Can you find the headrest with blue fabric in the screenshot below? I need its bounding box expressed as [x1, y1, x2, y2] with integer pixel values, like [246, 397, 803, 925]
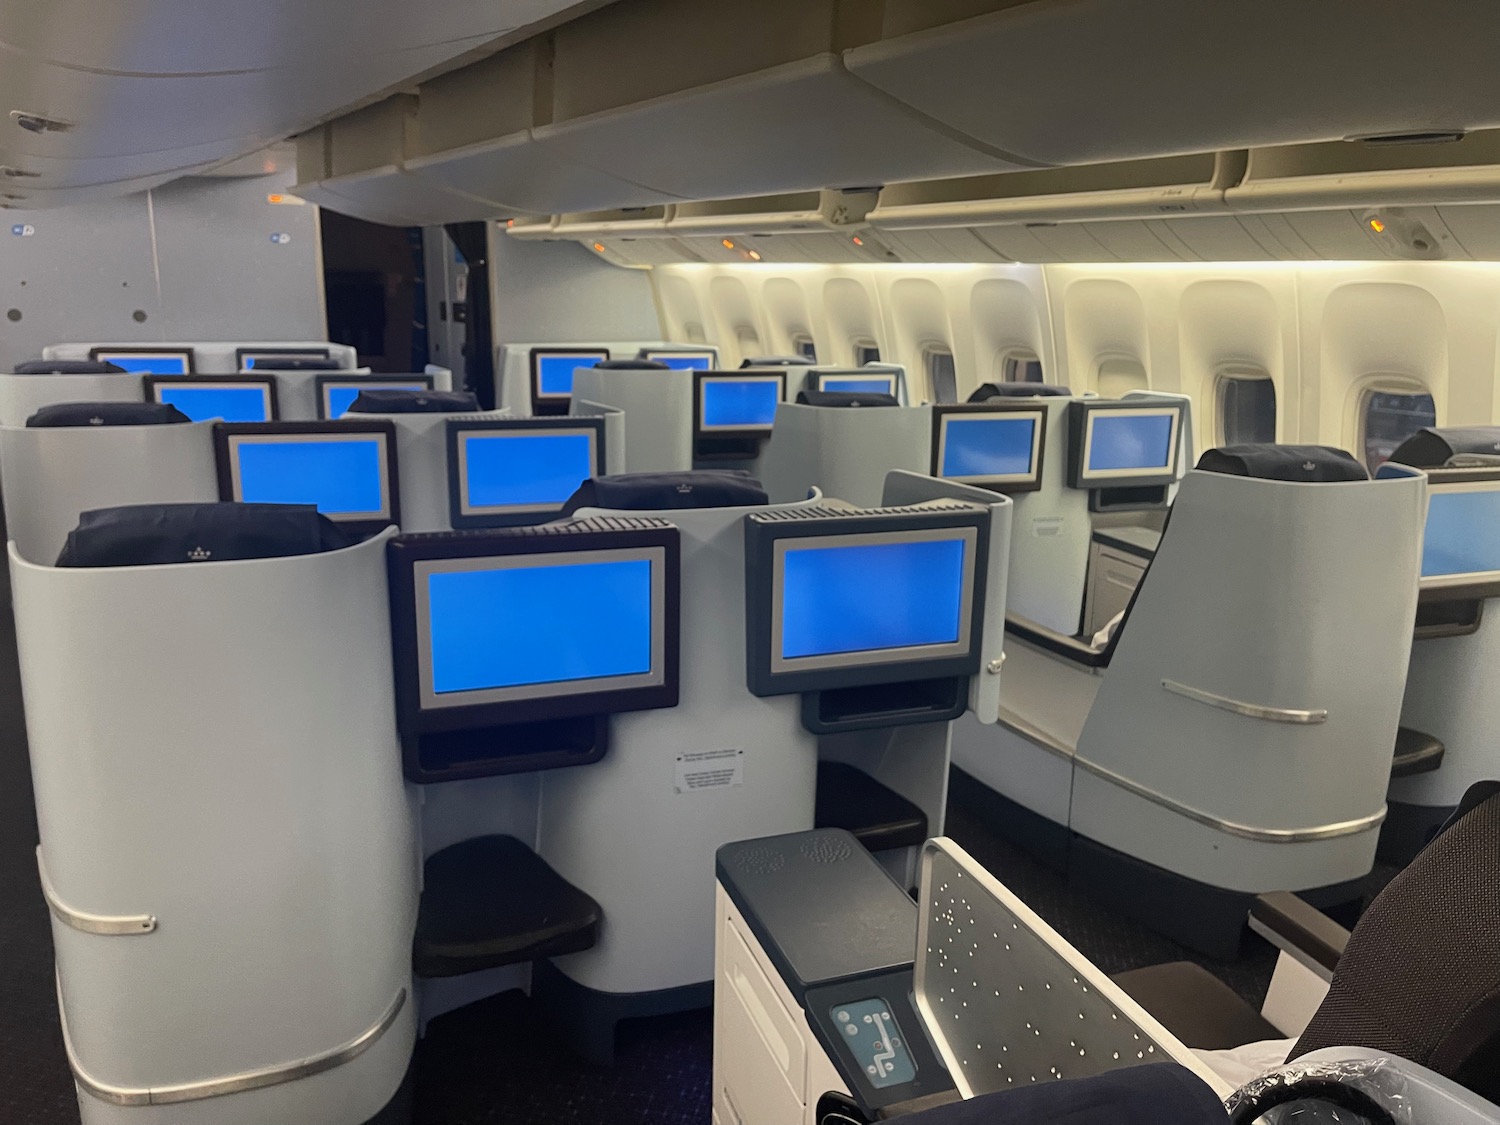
[1388, 426, 1500, 469]
[14, 359, 129, 375]
[55, 503, 357, 568]
[966, 381, 1073, 402]
[246, 357, 341, 372]
[593, 359, 669, 371]
[345, 389, 479, 414]
[26, 401, 191, 428]
[740, 356, 816, 368]
[1196, 444, 1369, 482]
[561, 470, 768, 515]
[795, 389, 900, 408]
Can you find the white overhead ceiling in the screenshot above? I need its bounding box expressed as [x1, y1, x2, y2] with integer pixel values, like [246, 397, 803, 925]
[0, 0, 588, 205]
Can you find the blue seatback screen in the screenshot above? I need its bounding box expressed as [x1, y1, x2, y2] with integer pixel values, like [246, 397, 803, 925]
[781, 538, 967, 658]
[326, 382, 427, 419]
[822, 376, 896, 396]
[236, 439, 385, 515]
[156, 385, 269, 423]
[1423, 488, 1500, 577]
[100, 354, 189, 374]
[1088, 413, 1175, 472]
[702, 380, 780, 428]
[427, 559, 653, 693]
[941, 416, 1036, 478]
[651, 354, 713, 370]
[537, 354, 607, 396]
[464, 432, 596, 509]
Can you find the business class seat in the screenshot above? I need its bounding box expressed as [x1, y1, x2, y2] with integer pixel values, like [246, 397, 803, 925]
[1115, 781, 1500, 1102]
[19, 503, 416, 1125]
[967, 381, 1073, 401]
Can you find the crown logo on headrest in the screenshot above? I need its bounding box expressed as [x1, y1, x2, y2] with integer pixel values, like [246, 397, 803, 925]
[676, 484, 693, 494]
[1303, 462, 1316, 472]
[88, 416, 104, 425]
[188, 546, 211, 562]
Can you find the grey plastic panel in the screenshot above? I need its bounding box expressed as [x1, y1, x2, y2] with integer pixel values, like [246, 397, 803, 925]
[915, 838, 1229, 1099]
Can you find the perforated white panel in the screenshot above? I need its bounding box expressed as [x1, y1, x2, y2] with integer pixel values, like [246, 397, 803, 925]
[914, 838, 1229, 1099]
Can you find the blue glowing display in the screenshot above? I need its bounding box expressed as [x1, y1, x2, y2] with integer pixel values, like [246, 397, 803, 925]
[821, 376, 896, 396]
[99, 354, 189, 374]
[537, 354, 605, 397]
[702, 380, 781, 428]
[427, 559, 654, 693]
[781, 537, 966, 659]
[1423, 488, 1500, 577]
[155, 384, 271, 423]
[650, 354, 713, 370]
[941, 416, 1036, 478]
[235, 438, 386, 515]
[1088, 413, 1175, 472]
[463, 431, 596, 510]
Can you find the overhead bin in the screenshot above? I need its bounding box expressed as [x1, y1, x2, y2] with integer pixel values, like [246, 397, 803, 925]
[668, 191, 885, 264]
[845, 0, 1500, 167]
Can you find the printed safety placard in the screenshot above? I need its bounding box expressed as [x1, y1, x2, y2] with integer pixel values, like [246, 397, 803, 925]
[674, 748, 744, 794]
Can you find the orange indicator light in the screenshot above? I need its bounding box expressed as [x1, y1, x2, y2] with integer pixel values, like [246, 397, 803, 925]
[1369, 217, 1387, 234]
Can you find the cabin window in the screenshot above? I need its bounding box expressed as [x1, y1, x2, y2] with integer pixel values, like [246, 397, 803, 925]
[855, 342, 882, 366]
[794, 335, 818, 362]
[1361, 386, 1436, 473]
[1097, 357, 1147, 399]
[925, 347, 959, 404]
[1003, 354, 1045, 383]
[1216, 371, 1277, 445]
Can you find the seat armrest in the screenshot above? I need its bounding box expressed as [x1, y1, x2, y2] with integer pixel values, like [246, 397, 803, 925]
[1249, 891, 1349, 976]
[1005, 614, 1110, 669]
[876, 1090, 964, 1118]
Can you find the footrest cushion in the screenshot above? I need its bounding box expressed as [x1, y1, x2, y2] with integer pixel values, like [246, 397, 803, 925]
[815, 762, 928, 853]
[415, 835, 601, 978]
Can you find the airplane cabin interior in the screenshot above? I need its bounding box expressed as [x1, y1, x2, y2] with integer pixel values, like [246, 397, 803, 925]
[1, 2, 1499, 1124]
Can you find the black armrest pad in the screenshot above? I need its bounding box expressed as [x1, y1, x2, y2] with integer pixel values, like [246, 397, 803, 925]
[1392, 726, 1445, 778]
[1250, 891, 1349, 974]
[877, 1090, 964, 1118]
[1005, 614, 1110, 669]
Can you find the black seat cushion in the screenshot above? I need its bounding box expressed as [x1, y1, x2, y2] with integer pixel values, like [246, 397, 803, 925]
[815, 761, 927, 853]
[1113, 962, 1281, 1051]
[14, 359, 127, 375]
[1389, 426, 1500, 469]
[26, 401, 190, 428]
[562, 470, 767, 514]
[247, 357, 341, 371]
[346, 389, 478, 413]
[739, 355, 815, 368]
[1196, 445, 1368, 482]
[414, 835, 601, 978]
[594, 359, 668, 370]
[795, 389, 899, 408]
[55, 503, 357, 567]
[967, 381, 1072, 401]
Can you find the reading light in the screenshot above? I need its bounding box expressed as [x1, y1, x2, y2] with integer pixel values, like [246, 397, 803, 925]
[748, 250, 763, 261]
[593, 242, 606, 253]
[722, 239, 736, 250]
[851, 235, 864, 246]
[1368, 217, 1387, 234]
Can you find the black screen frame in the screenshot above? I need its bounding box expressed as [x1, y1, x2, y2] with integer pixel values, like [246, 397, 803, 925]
[386, 523, 681, 738]
[143, 375, 281, 422]
[693, 370, 788, 439]
[87, 346, 197, 374]
[212, 419, 400, 536]
[1066, 399, 1185, 490]
[445, 416, 608, 529]
[928, 402, 1047, 494]
[744, 506, 990, 697]
[529, 347, 611, 415]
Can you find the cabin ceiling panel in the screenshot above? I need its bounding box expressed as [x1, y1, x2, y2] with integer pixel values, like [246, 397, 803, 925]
[845, 0, 1500, 166]
[0, 0, 590, 205]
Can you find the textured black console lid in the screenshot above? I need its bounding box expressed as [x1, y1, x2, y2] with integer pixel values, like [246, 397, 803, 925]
[717, 828, 917, 1001]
